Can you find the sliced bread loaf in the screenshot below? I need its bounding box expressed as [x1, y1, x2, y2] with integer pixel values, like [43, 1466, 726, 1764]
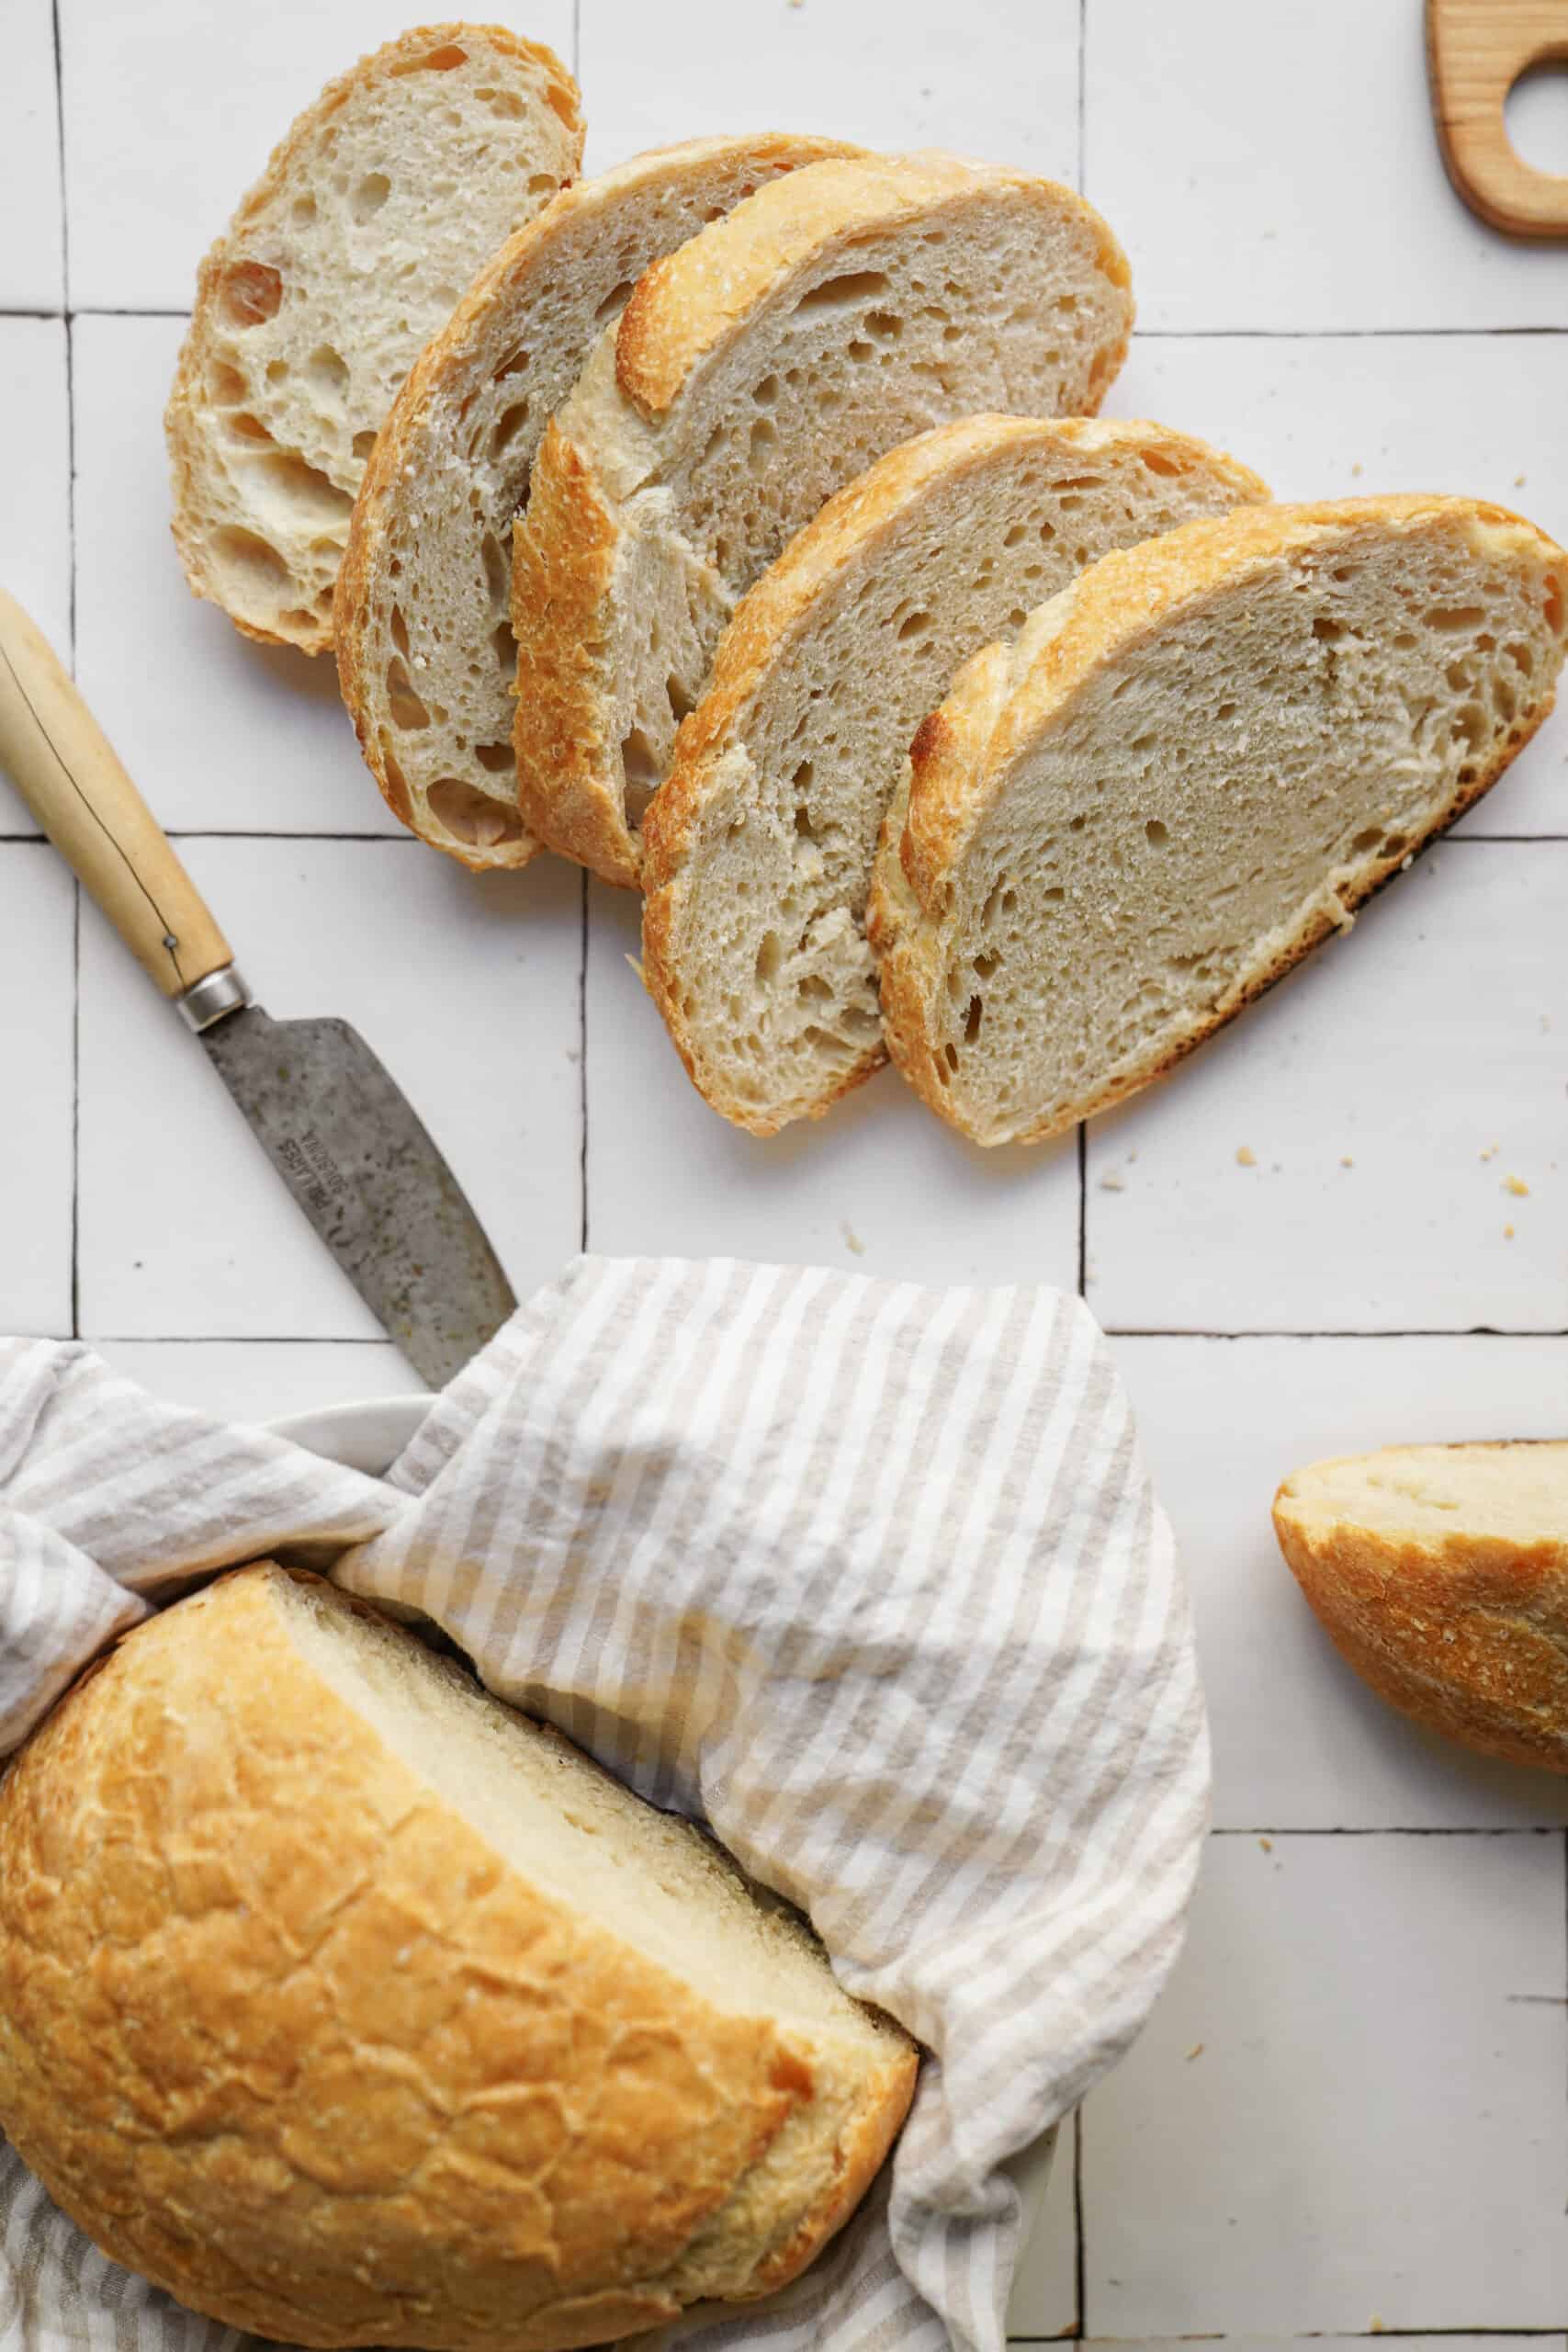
[641, 416, 1268, 1133]
[511, 152, 1134, 888]
[0, 1564, 917, 2350]
[870, 495, 1568, 1146]
[1274, 1441, 1568, 1772]
[336, 134, 855, 869]
[166, 25, 582, 656]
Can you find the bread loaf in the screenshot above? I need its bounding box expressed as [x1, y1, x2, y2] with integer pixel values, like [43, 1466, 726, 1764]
[641, 415, 1268, 1133]
[166, 25, 583, 655]
[511, 152, 1134, 888]
[0, 1565, 917, 2350]
[870, 495, 1568, 1145]
[1273, 1441, 1568, 1773]
[335, 133, 857, 868]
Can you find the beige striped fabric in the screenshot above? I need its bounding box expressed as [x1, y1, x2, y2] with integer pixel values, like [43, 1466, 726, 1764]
[0, 1257, 1208, 2352]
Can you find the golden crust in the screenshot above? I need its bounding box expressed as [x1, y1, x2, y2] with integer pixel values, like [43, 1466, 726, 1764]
[512, 420, 639, 885]
[874, 495, 1568, 1143]
[1273, 1443, 1568, 1772]
[643, 416, 1268, 1133]
[0, 1566, 917, 2349]
[167, 24, 583, 658]
[334, 135, 857, 865]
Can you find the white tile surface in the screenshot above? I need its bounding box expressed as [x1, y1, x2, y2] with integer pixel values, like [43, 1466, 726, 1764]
[1086, 842, 1567, 1334]
[1083, 1832, 1568, 2333]
[1008, 2113, 1077, 2337]
[0, 318, 73, 836]
[1085, 0, 1564, 331]
[0, 846, 75, 1336]
[579, 0, 1079, 180]
[0, 1, 63, 310]
[77, 840, 581, 1343]
[94, 1337, 427, 1422]
[1117, 1334, 1568, 1829]
[71, 315, 401, 835]
[1106, 332, 1568, 837]
[60, 0, 576, 311]
[585, 885, 1079, 1285]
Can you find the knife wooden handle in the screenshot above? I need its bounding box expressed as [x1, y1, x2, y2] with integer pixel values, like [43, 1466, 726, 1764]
[0, 589, 232, 999]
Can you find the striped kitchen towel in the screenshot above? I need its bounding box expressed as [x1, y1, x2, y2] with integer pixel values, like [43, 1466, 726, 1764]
[0, 1257, 1209, 2352]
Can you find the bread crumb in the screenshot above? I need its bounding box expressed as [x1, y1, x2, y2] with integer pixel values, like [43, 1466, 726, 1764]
[1259, 1836, 1273, 1851]
[1235, 1145, 1257, 1167]
[1099, 1172, 1125, 1192]
[1350, 461, 1363, 478]
[1515, 472, 1528, 488]
[1339, 1156, 1354, 1169]
[1504, 1223, 1516, 1239]
[1504, 1175, 1530, 1196]
[1370, 2317, 1385, 2335]
[625, 954, 647, 987]
[1480, 1144, 1498, 1161]
[1184, 2042, 1204, 2062]
[840, 1221, 864, 1256]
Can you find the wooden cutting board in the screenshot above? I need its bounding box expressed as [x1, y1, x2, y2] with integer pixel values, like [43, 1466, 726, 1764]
[1427, 0, 1568, 235]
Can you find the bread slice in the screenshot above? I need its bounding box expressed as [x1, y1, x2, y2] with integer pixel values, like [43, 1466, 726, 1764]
[641, 416, 1269, 1133]
[166, 25, 582, 657]
[1273, 1442, 1568, 1773]
[870, 494, 1568, 1147]
[335, 135, 855, 870]
[0, 1565, 916, 2351]
[511, 151, 1134, 888]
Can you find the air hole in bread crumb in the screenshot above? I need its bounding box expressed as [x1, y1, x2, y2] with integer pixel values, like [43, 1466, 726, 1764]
[429, 777, 525, 846]
[492, 344, 531, 383]
[749, 415, 778, 469]
[752, 373, 780, 406]
[756, 933, 783, 983]
[249, 450, 352, 527]
[1145, 819, 1169, 848]
[796, 268, 891, 314]
[1425, 603, 1487, 634]
[964, 996, 984, 1042]
[220, 262, 282, 328]
[846, 338, 874, 363]
[475, 741, 515, 774]
[491, 400, 531, 457]
[208, 526, 289, 605]
[353, 429, 377, 460]
[389, 605, 411, 657]
[226, 411, 273, 444]
[1002, 523, 1028, 548]
[207, 360, 246, 404]
[667, 674, 695, 725]
[492, 621, 516, 675]
[544, 81, 577, 126]
[352, 172, 391, 224]
[276, 607, 316, 635]
[307, 345, 348, 403]
[1140, 447, 1185, 477]
[1349, 826, 1383, 855]
[864, 309, 903, 341]
[265, 357, 289, 383]
[1451, 703, 1486, 752]
[1312, 616, 1346, 643]
[942, 1044, 958, 1075]
[393, 42, 468, 73]
[387, 659, 430, 731]
[594, 278, 637, 324]
[622, 729, 661, 822]
[479, 533, 509, 611]
[897, 609, 931, 642]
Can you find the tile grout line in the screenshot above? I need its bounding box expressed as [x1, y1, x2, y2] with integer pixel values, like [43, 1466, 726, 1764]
[61, 1327, 1568, 1347]
[1076, 1125, 1088, 1299]
[1076, 0, 1087, 198]
[1072, 2103, 1086, 2340]
[578, 872, 589, 1254]
[51, 0, 81, 1338]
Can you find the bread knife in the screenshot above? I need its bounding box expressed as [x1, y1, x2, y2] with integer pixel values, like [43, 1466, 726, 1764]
[0, 591, 515, 1385]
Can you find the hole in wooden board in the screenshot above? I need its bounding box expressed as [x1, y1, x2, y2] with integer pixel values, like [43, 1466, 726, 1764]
[1505, 61, 1568, 176]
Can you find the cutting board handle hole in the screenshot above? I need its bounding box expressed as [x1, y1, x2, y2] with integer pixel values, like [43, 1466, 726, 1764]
[1505, 59, 1568, 177]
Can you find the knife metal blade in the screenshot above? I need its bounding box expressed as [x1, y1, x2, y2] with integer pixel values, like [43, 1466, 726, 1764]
[200, 1001, 516, 1389]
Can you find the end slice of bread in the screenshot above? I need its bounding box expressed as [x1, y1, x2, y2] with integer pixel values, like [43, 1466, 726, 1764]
[0, 1564, 917, 2350]
[166, 24, 583, 657]
[511, 151, 1134, 888]
[1274, 1441, 1568, 1772]
[641, 415, 1268, 1133]
[870, 494, 1568, 1146]
[334, 134, 857, 869]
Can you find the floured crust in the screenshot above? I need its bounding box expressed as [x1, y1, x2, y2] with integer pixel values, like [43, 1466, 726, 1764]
[871, 495, 1568, 1143]
[0, 1565, 917, 2349]
[167, 24, 581, 656]
[512, 153, 1136, 889]
[335, 133, 858, 870]
[1273, 1442, 1568, 1772]
[642, 416, 1269, 1132]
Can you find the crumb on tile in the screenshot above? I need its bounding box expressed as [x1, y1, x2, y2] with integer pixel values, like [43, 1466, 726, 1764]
[1099, 1172, 1125, 1192]
[1184, 2042, 1204, 2062]
[1339, 1156, 1353, 1169]
[1504, 1175, 1530, 1196]
[840, 1221, 864, 1255]
[625, 954, 647, 987]
[1350, 461, 1362, 477]
[1515, 472, 1528, 488]
[1505, 1223, 1516, 1240]
[1480, 1144, 1498, 1161]
[1235, 1145, 1257, 1167]
[1259, 1836, 1273, 1851]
